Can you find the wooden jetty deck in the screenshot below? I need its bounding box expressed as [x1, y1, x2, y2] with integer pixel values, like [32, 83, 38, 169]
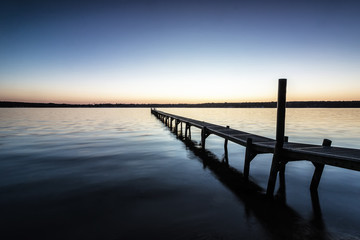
[151, 79, 360, 197]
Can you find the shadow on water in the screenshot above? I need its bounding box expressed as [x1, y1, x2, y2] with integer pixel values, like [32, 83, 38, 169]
[170, 130, 331, 240]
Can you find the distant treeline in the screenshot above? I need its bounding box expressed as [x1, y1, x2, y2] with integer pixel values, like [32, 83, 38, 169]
[1, 101, 360, 108]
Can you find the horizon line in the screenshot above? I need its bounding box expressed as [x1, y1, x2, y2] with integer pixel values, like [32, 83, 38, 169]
[1, 100, 360, 108]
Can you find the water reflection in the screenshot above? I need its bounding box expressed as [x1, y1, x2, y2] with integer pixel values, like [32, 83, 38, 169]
[167, 129, 331, 239]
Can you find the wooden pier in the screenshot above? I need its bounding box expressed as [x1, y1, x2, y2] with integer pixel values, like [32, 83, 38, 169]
[151, 79, 360, 196]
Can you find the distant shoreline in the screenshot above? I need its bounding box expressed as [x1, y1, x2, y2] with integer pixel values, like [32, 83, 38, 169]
[1, 101, 360, 108]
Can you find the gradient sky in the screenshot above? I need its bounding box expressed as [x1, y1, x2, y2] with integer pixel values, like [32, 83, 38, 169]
[1, 0, 359, 104]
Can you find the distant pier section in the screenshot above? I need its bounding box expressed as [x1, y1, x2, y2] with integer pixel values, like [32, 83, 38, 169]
[151, 79, 360, 197]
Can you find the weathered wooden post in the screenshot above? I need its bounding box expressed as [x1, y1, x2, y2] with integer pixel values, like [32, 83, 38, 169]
[266, 78, 287, 197]
[310, 139, 332, 191]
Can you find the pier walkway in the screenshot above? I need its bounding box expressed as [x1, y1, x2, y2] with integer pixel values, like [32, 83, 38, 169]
[151, 79, 360, 196]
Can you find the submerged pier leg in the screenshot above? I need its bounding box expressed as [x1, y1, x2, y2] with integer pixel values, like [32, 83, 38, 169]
[278, 137, 289, 194]
[310, 139, 332, 191]
[244, 138, 257, 180]
[223, 126, 229, 163]
[201, 126, 210, 149]
[267, 148, 282, 197]
[185, 123, 191, 140]
[188, 124, 191, 139]
[174, 119, 178, 134]
[266, 78, 287, 197]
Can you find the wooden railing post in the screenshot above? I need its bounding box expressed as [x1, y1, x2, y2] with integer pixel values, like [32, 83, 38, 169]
[266, 78, 287, 197]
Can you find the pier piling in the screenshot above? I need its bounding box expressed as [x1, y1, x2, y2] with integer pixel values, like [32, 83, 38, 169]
[266, 79, 287, 197]
[244, 138, 257, 180]
[201, 126, 209, 149]
[310, 139, 332, 191]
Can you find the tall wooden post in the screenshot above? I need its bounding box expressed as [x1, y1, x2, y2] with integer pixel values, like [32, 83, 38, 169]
[276, 79, 287, 147]
[266, 78, 287, 197]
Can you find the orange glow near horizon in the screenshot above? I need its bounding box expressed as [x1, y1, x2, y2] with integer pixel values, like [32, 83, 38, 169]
[1, 84, 359, 105]
[1, 55, 360, 105]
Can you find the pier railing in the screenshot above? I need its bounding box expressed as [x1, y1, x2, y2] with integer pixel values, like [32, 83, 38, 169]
[151, 79, 360, 197]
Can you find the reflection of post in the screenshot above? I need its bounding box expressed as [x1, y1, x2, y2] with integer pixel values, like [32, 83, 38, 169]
[310, 190, 324, 229]
[310, 139, 332, 191]
[267, 79, 287, 197]
[223, 126, 229, 163]
[278, 161, 286, 199]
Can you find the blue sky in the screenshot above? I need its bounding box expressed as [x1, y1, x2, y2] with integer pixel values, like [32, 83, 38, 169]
[1, 0, 359, 103]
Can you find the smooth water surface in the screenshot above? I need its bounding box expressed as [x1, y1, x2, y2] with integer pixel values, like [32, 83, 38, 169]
[0, 108, 359, 239]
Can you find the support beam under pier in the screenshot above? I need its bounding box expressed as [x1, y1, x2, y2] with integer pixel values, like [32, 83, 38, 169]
[310, 139, 332, 191]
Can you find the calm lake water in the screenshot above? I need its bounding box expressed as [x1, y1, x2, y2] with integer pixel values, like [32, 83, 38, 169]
[0, 108, 359, 240]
